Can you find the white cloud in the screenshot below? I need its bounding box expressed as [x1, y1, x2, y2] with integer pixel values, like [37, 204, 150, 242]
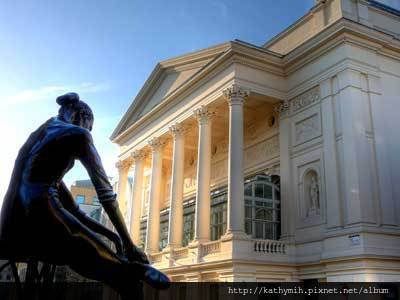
[4, 82, 111, 104]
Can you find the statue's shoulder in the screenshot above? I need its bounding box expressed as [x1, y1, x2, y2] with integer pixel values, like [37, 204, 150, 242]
[51, 118, 92, 140]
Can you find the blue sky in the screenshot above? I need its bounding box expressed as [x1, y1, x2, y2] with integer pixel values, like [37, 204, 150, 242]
[0, 0, 318, 205]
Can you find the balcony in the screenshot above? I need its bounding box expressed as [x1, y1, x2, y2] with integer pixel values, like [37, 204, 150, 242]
[149, 238, 292, 269]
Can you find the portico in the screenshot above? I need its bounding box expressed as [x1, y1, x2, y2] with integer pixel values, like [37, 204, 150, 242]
[114, 80, 281, 259]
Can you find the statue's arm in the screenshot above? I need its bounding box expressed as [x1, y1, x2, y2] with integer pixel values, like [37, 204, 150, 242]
[76, 131, 149, 264]
[58, 181, 123, 255]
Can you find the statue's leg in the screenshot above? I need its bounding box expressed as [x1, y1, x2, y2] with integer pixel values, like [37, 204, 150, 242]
[47, 204, 145, 296]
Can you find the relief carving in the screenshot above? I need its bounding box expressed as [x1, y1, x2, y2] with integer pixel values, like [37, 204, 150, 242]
[295, 114, 320, 144]
[275, 86, 321, 118]
[211, 159, 227, 181]
[183, 174, 197, 194]
[291, 87, 320, 113]
[244, 135, 279, 167]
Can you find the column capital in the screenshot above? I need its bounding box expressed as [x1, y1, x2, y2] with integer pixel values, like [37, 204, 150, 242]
[115, 158, 132, 171]
[222, 84, 250, 105]
[193, 105, 214, 124]
[169, 123, 186, 139]
[274, 100, 290, 117]
[131, 149, 147, 162]
[148, 136, 165, 152]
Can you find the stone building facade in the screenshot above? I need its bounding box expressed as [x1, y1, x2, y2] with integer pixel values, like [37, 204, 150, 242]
[111, 0, 400, 281]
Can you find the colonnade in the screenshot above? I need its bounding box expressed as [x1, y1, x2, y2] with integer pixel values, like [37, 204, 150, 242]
[116, 84, 249, 254]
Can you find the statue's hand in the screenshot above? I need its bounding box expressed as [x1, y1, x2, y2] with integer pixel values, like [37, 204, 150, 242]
[124, 243, 149, 264]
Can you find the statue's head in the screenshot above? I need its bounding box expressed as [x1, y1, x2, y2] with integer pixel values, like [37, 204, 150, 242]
[56, 92, 94, 131]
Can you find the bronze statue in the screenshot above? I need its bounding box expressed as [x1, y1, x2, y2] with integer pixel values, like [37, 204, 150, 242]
[0, 93, 170, 297]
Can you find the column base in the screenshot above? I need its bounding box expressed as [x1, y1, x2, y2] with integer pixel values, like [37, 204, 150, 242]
[145, 248, 158, 256]
[221, 230, 250, 242]
[162, 244, 182, 253]
[189, 238, 209, 247]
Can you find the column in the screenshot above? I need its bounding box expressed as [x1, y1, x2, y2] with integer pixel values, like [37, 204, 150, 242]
[145, 137, 164, 254]
[116, 159, 132, 222]
[166, 123, 186, 249]
[320, 78, 342, 229]
[129, 150, 146, 245]
[223, 84, 249, 236]
[193, 106, 213, 243]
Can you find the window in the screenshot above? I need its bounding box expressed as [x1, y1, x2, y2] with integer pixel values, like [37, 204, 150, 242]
[76, 195, 85, 204]
[141, 176, 151, 217]
[139, 222, 147, 249]
[159, 220, 169, 251]
[244, 175, 281, 240]
[210, 202, 227, 241]
[182, 213, 194, 246]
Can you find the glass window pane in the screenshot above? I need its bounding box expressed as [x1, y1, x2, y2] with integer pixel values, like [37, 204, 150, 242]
[245, 221, 252, 235]
[245, 206, 252, 218]
[274, 188, 280, 200]
[265, 202, 273, 208]
[244, 184, 252, 196]
[265, 223, 273, 239]
[255, 201, 264, 207]
[76, 195, 85, 204]
[255, 184, 263, 198]
[255, 208, 266, 219]
[183, 213, 194, 246]
[255, 222, 263, 238]
[264, 185, 273, 199]
[265, 209, 273, 221]
[159, 221, 169, 250]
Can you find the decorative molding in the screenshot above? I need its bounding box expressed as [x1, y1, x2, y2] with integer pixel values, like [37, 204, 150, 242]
[275, 86, 321, 118]
[275, 100, 290, 117]
[193, 105, 214, 124]
[222, 84, 250, 105]
[169, 123, 186, 138]
[244, 135, 279, 168]
[291, 86, 320, 113]
[115, 158, 132, 171]
[295, 114, 320, 145]
[148, 136, 165, 152]
[131, 149, 147, 162]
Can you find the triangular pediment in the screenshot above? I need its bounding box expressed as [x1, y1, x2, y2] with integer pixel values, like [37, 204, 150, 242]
[111, 42, 231, 140]
[133, 67, 200, 122]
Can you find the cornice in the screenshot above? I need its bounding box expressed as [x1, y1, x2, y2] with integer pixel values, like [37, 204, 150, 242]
[159, 42, 231, 69]
[283, 18, 400, 75]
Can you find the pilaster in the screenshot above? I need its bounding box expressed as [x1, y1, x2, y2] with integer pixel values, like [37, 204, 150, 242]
[320, 78, 343, 229]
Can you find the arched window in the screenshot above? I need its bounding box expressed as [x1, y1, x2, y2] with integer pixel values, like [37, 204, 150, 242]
[244, 175, 281, 240]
